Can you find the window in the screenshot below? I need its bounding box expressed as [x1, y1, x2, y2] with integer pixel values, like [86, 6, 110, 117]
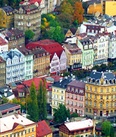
[28, 129, 30, 133]
[101, 88, 103, 92]
[32, 128, 34, 132]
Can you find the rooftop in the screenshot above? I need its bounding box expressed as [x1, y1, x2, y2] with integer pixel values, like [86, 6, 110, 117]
[64, 119, 93, 131]
[36, 120, 52, 137]
[0, 114, 35, 133]
[0, 103, 20, 112]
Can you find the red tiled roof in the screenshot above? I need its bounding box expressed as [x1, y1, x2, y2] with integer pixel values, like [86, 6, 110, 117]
[36, 120, 52, 137]
[26, 39, 64, 60]
[23, 77, 44, 89]
[0, 37, 7, 45]
[20, 0, 42, 5]
[51, 75, 62, 82]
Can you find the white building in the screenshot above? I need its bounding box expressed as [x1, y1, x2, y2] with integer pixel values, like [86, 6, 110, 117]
[0, 48, 25, 84]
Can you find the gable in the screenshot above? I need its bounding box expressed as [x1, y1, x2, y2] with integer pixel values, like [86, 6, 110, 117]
[13, 123, 25, 131]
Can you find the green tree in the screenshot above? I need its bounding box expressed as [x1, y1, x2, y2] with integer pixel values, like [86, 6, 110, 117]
[110, 126, 115, 137]
[102, 121, 112, 137]
[0, 97, 8, 104]
[27, 82, 38, 122]
[37, 80, 47, 120]
[53, 104, 70, 124]
[47, 26, 65, 43]
[25, 29, 35, 41]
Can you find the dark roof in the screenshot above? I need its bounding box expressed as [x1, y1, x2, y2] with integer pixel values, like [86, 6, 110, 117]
[0, 103, 20, 111]
[3, 28, 24, 40]
[18, 47, 33, 56]
[0, 57, 5, 63]
[52, 77, 74, 89]
[36, 120, 52, 137]
[70, 28, 77, 35]
[89, 70, 116, 80]
[2, 6, 14, 13]
[68, 80, 85, 89]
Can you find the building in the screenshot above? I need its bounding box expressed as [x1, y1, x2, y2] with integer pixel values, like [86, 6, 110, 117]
[18, 47, 33, 80]
[0, 6, 14, 29]
[0, 34, 8, 53]
[0, 103, 21, 118]
[85, 70, 116, 117]
[14, 0, 41, 40]
[0, 86, 15, 101]
[0, 48, 25, 84]
[0, 57, 6, 87]
[31, 47, 50, 77]
[78, 37, 94, 69]
[36, 120, 52, 137]
[26, 39, 67, 74]
[2, 28, 25, 50]
[63, 43, 82, 70]
[65, 80, 85, 116]
[0, 114, 36, 137]
[108, 33, 116, 60]
[65, 28, 77, 38]
[59, 119, 93, 137]
[51, 77, 73, 114]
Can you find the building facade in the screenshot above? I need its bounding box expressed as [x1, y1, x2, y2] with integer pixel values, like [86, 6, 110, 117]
[31, 47, 50, 77]
[52, 77, 72, 114]
[0, 57, 6, 87]
[2, 28, 25, 50]
[18, 47, 33, 80]
[59, 119, 93, 137]
[78, 37, 94, 69]
[0, 6, 14, 29]
[0, 48, 25, 84]
[66, 80, 85, 116]
[14, 1, 41, 40]
[63, 43, 82, 70]
[0, 34, 8, 53]
[0, 114, 36, 137]
[85, 70, 116, 117]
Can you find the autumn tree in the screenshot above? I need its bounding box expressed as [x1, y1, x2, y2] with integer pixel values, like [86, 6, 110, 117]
[27, 82, 39, 122]
[73, 1, 84, 24]
[37, 80, 47, 120]
[60, 0, 74, 15]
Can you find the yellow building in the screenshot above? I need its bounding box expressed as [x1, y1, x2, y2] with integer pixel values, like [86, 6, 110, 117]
[0, 6, 14, 29]
[87, 3, 102, 15]
[52, 77, 71, 115]
[31, 47, 50, 77]
[85, 70, 116, 117]
[63, 43, 82, 70]
[0, 114, 36, 137]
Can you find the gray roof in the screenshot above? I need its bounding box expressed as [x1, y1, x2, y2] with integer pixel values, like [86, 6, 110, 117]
[68, 80, 85, 89]
[2, 6, 14, 13]
[0, 103, 20, 111]
[89, 70, 116, 80]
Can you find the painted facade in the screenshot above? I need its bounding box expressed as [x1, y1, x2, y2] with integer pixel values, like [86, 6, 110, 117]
[0, 48, 25, 84]
[18, 47, 33, 80]
[0, 57, 6, 87]
[0, 114, 36, 137]
[0, 6, 14, 29]
[14, 2, 41, 40]
[63, 43, 82, 70]
[108, 34, 116, 59]
[85, 70, 116, 117]
[66, 80, 85, 116]
[0, 34, 8, 53]
[78, 38, 94, 69]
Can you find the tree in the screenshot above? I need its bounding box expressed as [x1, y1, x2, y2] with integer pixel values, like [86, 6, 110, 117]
[60, 0, 74, 15]
[27, 82, 39, 122]
[47, 26, 65, 43]
[102, 121, 112, 137]
[0, 97, 8, 104]
[73, 1, 84, 24]
[53, 104, 70, 124]
[37, 80, 47, 120]
[25, 29, 35, 41]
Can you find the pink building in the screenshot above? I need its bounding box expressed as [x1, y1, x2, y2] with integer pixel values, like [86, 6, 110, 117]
[66, 80, 85, 116]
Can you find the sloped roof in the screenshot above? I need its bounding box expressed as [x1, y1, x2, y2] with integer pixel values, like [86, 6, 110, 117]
[36, 120, 52, 137]
[2, 6, 13, 13]
[26, 39, 64, 59]
[0, 114, 35, 133]
[64, 119, 93, 131]
[0, 37, 7, 46]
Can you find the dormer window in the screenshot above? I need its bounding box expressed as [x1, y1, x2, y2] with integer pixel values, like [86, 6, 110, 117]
[72, 87, 74, 92]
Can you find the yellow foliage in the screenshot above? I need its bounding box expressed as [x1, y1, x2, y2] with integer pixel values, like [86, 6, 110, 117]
[43, 17, 47, 22]
[44, 22, 49, 28]
[49, 14, 55, 19]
